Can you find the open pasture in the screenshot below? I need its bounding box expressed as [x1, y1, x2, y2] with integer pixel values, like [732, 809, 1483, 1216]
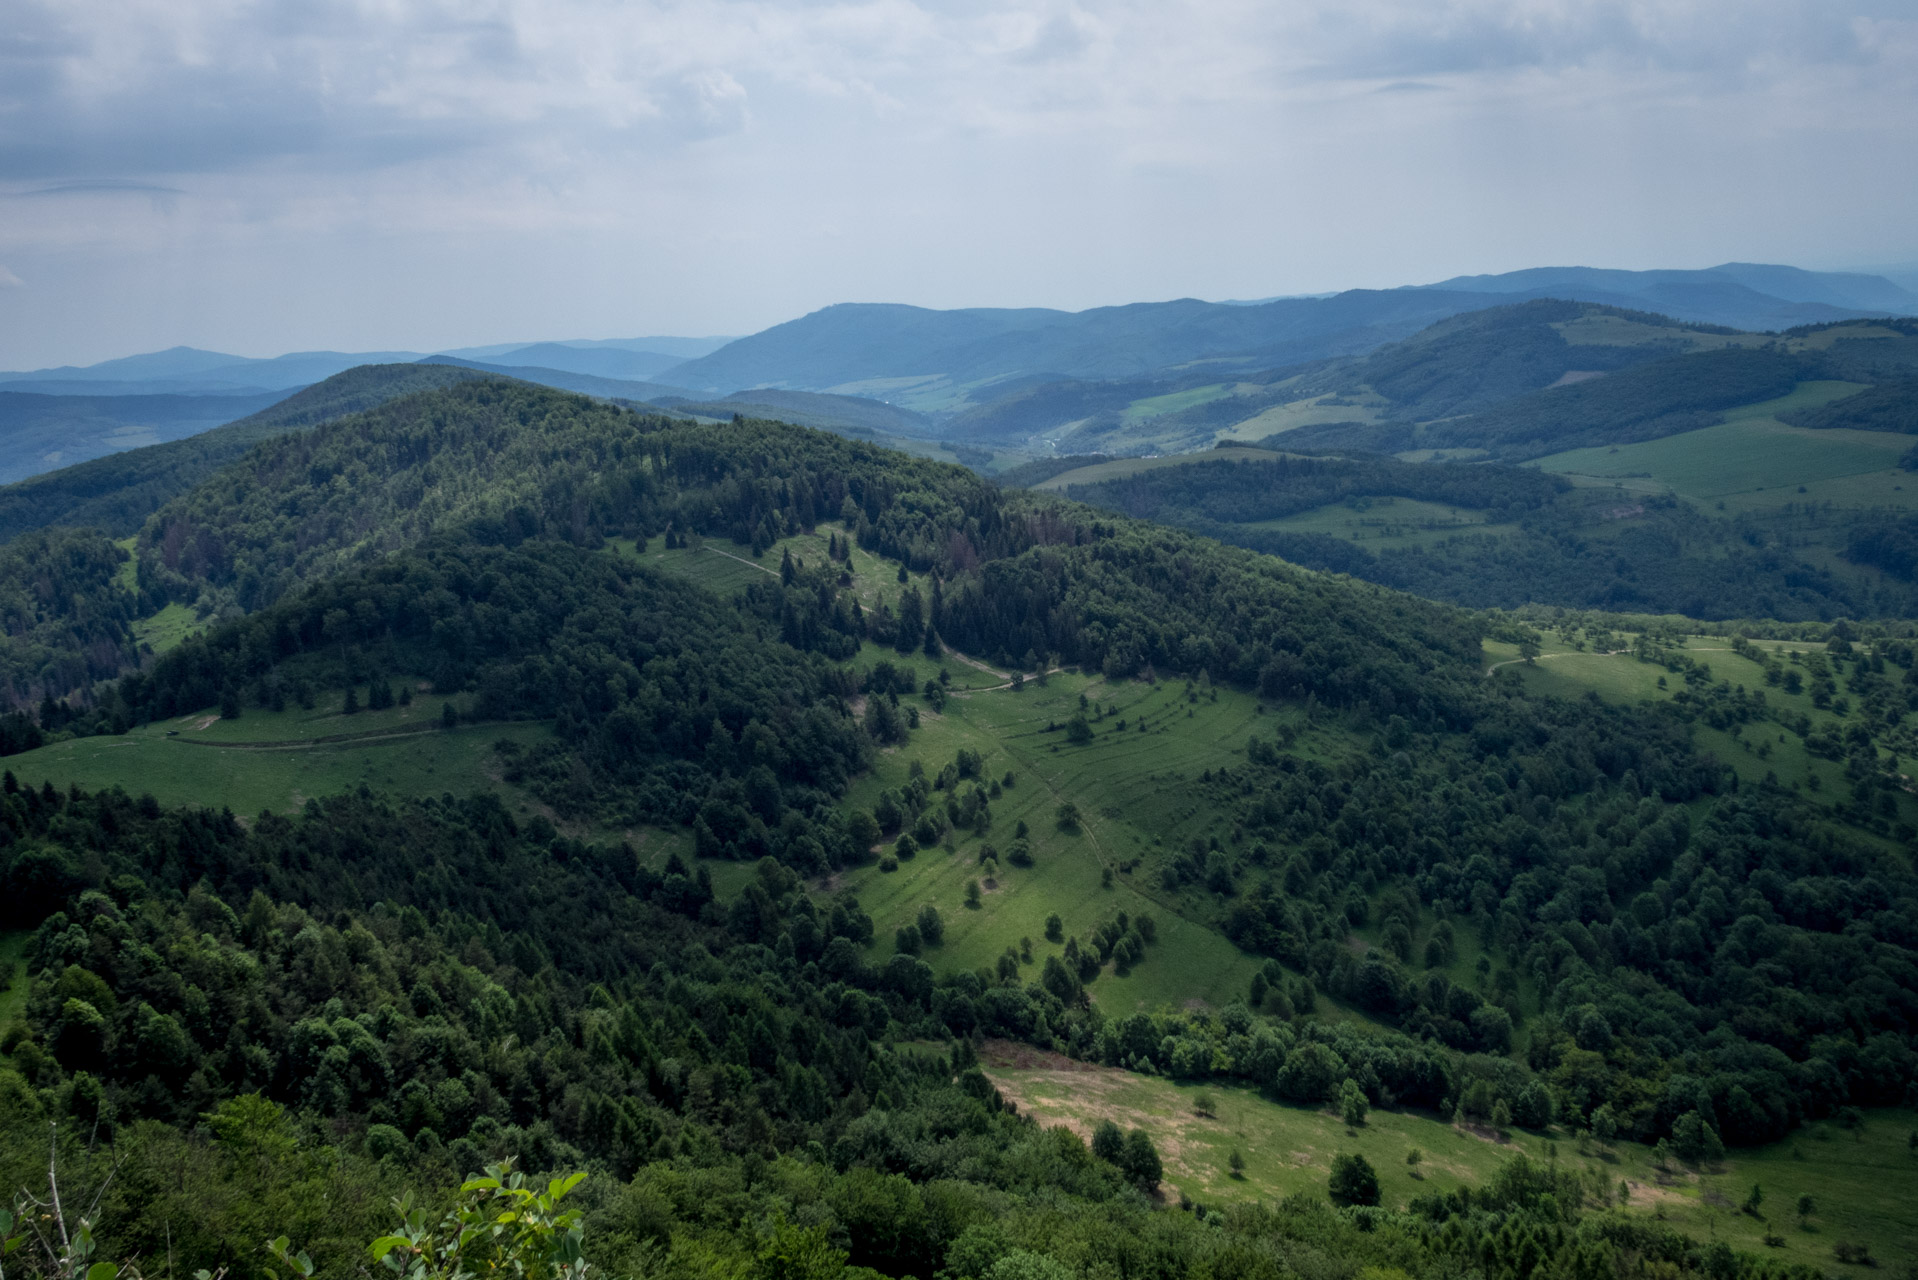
[1034, 447, 1299, 492]
[1536, 418, 1908, 502]
[837, 663, 1269, 1012]
[984, 1050, 1918, 1264]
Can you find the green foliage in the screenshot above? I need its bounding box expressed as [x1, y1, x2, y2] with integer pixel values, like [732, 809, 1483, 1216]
[1327, 1153, 1380, 1207]
[350, 1163, 589, 1280]
[0, 529, 154, 705]
[1338, 1078, 1368, 1127]
[1291, 346, 1810, 461]
[0, 365, 491, 543]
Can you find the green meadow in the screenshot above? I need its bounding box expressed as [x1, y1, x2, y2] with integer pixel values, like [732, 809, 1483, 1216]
[1215, 392, 1389, 443]
[3, 694, 554, 820]
[1535, 417, 1907, 502]
[982, 1054, 1918, 1263]
[1032, 447, 1293, 492]
[1119, 383, 1244, 424]
[1485, 629, 1918, 830]
[836, 659, 1267, 1013]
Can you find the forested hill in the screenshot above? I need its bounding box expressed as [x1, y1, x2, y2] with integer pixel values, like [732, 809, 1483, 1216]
[939, 299, 1761, 453]
[0, 363, 491, 544]
[125, 378, 1482, 701]
[1282, 317, 1918, 461]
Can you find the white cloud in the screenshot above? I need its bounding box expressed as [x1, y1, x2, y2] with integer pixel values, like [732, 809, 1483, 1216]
[0, 0, 1913, 365]
[0, 265, 23, 288]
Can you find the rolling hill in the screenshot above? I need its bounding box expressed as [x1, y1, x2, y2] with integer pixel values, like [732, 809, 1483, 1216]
[660, 290, 1544, 407]
[1416, 262, 1918, 329]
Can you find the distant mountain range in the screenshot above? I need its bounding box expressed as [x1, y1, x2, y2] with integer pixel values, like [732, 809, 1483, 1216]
[2, 262, 1913, 487]
[0, 336, 735, 397]
[1412, 263, 1918, 331]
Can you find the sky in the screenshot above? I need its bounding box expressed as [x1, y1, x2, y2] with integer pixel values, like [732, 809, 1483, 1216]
[2, 0, 1916, 368]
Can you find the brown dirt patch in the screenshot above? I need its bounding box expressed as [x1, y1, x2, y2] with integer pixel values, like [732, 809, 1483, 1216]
[1455, 1120, 1515, 1146]
[981, 1049, 1255, 1203]
[980, 1039, 1089, 1072]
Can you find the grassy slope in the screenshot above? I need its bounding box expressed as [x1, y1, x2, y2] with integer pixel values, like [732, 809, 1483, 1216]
[1484, 631, 1917, 829]
[2, 693, 552, 818]
[1537, 420, 1907, 501]
[1033, 448, 1308, 492]
[631, 526, 1272, 1012]
[1217, 397, 1389, 443]
[982, 1051, 1918, 1264]
[839, 663, 1266, 1013]
[1119, 383, 1242, 424]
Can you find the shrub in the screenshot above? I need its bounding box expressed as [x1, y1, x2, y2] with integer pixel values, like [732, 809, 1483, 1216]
[1328, 1153, 1380, 1207]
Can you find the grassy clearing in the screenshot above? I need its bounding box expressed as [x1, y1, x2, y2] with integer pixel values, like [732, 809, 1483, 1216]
[1485, 632, 1915, 825]
[1120, 384, 1242, 424]
[983, 1052, 1918, 1262]
[1215, 394, 1387, 443]
[837, 665, 1272, 1013]
[1714, 468, 1918, 515]
[2, 693, 552, 818]
[132, 602, 206, 655]
[1241, 497, 1517, 552]
[1032, 448, 1287, 492]
[984, 1046, 1558, 1210]
[1534, 419, 1911, 501]
[1718, 381, 1866, 423]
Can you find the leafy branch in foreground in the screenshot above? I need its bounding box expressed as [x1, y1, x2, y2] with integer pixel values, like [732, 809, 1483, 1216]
[269, 1162, 587, 1280]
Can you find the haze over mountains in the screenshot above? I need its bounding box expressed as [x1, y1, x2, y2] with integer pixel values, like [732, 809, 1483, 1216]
[3, 261, 1915, 485]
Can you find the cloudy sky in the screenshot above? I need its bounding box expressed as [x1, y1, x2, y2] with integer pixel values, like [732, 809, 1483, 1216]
[2, 0, 1915, 367]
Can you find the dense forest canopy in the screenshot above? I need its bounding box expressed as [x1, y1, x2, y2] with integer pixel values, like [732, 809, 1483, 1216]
[1054, 450, 1918, 622]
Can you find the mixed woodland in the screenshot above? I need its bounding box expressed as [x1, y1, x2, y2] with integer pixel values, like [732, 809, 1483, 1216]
[0, 375, 1914, 1280]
